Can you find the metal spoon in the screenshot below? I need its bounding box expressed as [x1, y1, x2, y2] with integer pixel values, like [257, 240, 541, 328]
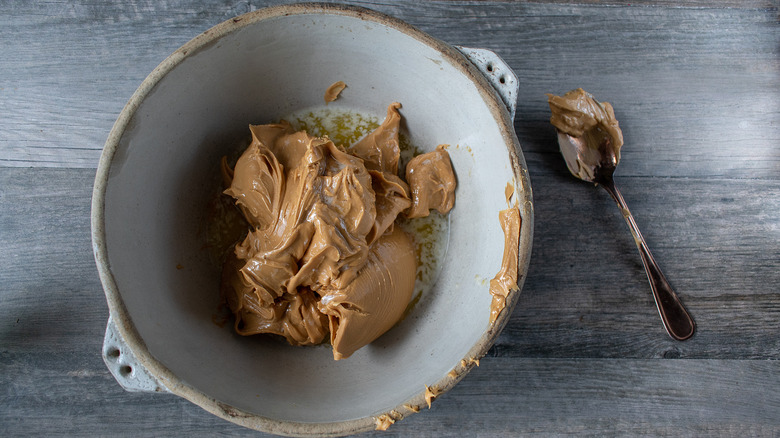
[556, 130, 695, 340]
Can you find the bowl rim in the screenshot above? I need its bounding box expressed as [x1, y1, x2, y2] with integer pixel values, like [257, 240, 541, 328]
[91, 2, 534, 436]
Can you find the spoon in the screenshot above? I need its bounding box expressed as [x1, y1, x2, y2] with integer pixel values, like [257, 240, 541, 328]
[548, 89, 695, 341]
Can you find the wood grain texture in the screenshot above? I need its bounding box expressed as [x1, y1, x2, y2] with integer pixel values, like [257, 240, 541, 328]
[2, 1, 778, 175]
[1, 0, 779, 436]
[4, 354, 780, 436]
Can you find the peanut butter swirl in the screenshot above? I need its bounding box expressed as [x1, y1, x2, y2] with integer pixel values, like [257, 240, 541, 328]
[220, 102, 457, 360]
[405, 144, 456, 218]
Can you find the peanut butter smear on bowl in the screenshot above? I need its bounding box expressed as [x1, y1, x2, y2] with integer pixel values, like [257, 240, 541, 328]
[323, 80, 347, 103]
[219, 102, 457, 360]
[488, 206, 521, 324]
[374, 413, 395, 431]
[488, 178, 522, 325]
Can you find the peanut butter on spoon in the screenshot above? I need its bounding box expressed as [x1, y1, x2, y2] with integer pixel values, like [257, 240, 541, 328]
[547, 88, 695, 341]
[547, 88, 624, 182]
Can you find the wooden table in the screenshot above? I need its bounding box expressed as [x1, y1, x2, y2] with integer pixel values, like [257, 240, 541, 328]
[2, 1, 778, 436]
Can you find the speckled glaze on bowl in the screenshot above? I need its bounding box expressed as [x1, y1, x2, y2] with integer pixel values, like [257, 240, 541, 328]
[91, 3, 533, 436]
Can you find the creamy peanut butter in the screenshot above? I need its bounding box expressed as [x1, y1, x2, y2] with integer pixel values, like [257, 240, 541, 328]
[319, 227, 416, 360]
[546, 88, 624, 181]
[489, 206, 522, 324]
[405, 144, 456, 218]
[374, 413, 395, 431]
[324, 81, 346, 103]
[350, 103, 402, 174]
[424, 385, 439, 409]
[460, 357, 480, 368]
[220, 102, 457, 360]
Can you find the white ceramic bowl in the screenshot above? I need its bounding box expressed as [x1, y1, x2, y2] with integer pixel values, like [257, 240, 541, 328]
[92, 3, 533, 436]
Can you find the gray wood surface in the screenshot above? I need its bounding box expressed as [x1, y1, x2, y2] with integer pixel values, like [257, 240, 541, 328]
[2, 0, 779, 436]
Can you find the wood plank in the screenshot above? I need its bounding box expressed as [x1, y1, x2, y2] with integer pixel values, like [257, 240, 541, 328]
[1, 1, 777, 179]
[2, 354, 779, 436]
[520, 0, 778, 6]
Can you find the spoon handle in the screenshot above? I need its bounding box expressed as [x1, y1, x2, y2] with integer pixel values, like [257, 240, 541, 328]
[600, 179, 695, 341]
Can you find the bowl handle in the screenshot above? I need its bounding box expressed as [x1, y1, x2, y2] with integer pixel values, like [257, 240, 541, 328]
[102, 316, 169, 393]
[455, 46, 519, 120]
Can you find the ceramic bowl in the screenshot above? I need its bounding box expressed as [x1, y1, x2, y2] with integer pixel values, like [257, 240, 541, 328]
[92, 3, 533, 436]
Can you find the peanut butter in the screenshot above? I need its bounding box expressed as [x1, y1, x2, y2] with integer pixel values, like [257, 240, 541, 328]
[424, 385, 439, 408]
[349, 102, 402, 174]
[220, 102, 457, 360]
[324, 81, 347, 103]
[319, 227, 416, 360]
[405, 144, 456, 218]
[489, 206, 521, 324]
[374, 413, 395, 431]
[546, 88, 624, 181]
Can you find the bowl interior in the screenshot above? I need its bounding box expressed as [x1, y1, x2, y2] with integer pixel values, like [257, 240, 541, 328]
[101, 8, 523, 424]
